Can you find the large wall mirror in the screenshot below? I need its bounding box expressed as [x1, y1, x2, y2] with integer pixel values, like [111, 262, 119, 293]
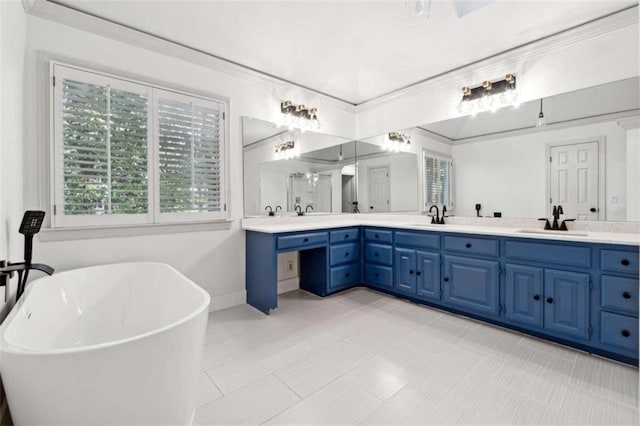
[244, 76, 639, 221]
[418, 76, 639, 222]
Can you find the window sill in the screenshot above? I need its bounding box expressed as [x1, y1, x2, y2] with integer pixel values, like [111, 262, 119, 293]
[39, 220, 234, 242]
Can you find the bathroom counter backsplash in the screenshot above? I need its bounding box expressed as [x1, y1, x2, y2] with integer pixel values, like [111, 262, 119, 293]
[241, 214, 640, 246]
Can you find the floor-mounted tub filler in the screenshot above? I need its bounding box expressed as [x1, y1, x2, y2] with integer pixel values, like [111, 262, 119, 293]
[0, 262, 210, 425]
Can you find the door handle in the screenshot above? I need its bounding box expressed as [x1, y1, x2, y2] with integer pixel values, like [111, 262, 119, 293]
[590, 207, 597, 212]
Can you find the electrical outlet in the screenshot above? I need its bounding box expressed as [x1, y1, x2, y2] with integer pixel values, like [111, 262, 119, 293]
[287, 260, 294, 271]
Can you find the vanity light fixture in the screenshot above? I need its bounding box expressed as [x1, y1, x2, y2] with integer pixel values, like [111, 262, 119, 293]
[279, 100, 320, 132]
[457, 73, 519, 117]
[385, 132, 411, 152]
[274, 140, 298, 160]
[536, 98, 546, 127]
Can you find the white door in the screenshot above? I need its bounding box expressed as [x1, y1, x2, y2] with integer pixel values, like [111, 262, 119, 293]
[368, 166, 390, 212]
[549, 141, 599, 220]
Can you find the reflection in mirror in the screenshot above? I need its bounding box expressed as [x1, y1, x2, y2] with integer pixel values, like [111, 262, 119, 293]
[418, 77, 640, 221]
[242, 117, 353, 216]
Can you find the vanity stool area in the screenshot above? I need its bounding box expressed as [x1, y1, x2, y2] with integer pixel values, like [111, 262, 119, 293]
[246, 223, 639, 366]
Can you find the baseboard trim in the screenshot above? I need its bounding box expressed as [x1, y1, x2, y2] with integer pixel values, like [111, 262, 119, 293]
[209, 290, 246, 312]
[278, 278, 299, 295]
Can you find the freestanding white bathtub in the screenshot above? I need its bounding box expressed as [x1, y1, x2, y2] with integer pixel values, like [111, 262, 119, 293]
[0, 262, 210, 425]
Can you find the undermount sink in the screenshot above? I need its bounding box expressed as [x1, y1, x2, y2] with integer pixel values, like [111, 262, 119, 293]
[516, 229, 588, 237]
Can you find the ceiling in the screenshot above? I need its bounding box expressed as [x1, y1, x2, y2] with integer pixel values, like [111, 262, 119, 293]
[419, 77, 640, 141]
[55, 0, 636, 104]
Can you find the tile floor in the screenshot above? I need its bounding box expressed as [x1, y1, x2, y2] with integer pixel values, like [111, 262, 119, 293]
[194, 288, 639, 425]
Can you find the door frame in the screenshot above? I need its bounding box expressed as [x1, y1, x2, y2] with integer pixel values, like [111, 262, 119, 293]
[545, 136, 606, 220]
[367, 164, 391, 212]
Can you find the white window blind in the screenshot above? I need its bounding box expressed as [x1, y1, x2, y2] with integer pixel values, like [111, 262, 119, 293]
[423, 152, 454, 211]
[52, 63, 227, 228]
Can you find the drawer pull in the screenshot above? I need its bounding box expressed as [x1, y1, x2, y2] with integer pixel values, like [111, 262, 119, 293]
[546, 297, 554, 304]
[409, 270, 414, 275]
[621, 259, 630, 266]
[533, 294, 540, 301]
[375, 273, 379, 278]
[345, 272, 350, 278]
[344, 234, 349, 239]
[465, 243, 472, 248]
[623, 291, 632, 299]
[345, 252, 350, 257]
[443, 277, 449, 282]
[303, 238, 309, 243]
[416, 271, 421, 276]
[374, 234, 379, 239]
[621, 329, 630, 338]
[374, 252, 379, 257]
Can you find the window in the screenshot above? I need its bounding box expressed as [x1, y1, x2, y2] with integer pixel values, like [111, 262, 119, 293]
[423, 151, 454, 211]
[51, 63, 226, 228]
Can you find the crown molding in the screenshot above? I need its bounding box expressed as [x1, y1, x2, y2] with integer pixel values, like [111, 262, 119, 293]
[616, 115, 640, 129]
[24, 0, 357, 112]
[356, 5, 639, 111]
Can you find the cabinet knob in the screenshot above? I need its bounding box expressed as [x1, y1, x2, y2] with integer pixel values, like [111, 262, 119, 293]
[375, 273, 379, 278]
[409, 270, 414, 275]
[374, 234, 379, 239]
[345, 252, 350, 257]
[416, 271, 421, 276]
[621, 329, 630, 338]
[546, 297, 554, 304]
[443, 277, 449, 282]
[303, 238, 309, 243]
[465, 243, 472, 248]
[622, 291, 632, 299]
[374, 252, 379, 257]
[621, 259, 630, 266]
[344, 234, 349, 239]
[533, 294, 540, 301]
[345, 272, 350, 278]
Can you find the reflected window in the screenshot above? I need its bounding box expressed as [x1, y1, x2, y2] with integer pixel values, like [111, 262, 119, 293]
[423, 152, 454, 211]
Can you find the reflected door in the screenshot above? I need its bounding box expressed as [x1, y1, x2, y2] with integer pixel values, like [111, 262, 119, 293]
[549, 141, 599, 220]
[368, 166, 390, 212]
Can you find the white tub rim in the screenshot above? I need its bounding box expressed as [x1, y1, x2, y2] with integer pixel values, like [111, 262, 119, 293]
[0, 262, 210, 356]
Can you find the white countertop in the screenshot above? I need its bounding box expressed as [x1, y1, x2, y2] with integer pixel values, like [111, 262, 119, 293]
[241, 214, 640, 246]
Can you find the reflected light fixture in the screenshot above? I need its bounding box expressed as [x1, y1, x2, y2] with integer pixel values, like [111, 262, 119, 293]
[274, 140, 298, 160]
[536, 98, 546, 127]
[457, 73, 519, 117]
[385, 132, 411, 152]
[279, 100, 320, 132]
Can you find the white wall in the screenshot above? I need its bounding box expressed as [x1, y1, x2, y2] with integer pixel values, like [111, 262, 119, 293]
[18, 13, 355, 311]
[452, 120, 629, 220]
[627, 128, 640, 221]
[0, 0, 27, 316]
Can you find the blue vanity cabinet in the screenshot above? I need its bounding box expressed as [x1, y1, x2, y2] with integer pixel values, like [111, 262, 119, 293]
[363, 228, 394, 290]
[442, 255, 500, 317]
[393, 231, 441, 301]
[327, 228, 361, 293]
[594, 247, 639, 360]
[543, 269, 590, 340]
[504, 264, 544, 329]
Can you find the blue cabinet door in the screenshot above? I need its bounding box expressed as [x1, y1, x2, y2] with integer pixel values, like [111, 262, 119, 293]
[394, 248, 416, 294]
[544, 269, 590, 340]
[505, 264, 543, 329]
[416, 250, 440, 301]
[442, 255, 499, 317]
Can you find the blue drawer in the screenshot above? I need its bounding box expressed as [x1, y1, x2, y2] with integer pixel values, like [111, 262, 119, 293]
[601, 275, 638, 315]
[330, 228, 360, 243]
[329, 263, 360, 290]
[365, 263, 393, 289]
[364, 228, 393, 244]
[364, 243, 393, 266]
[277, 232, 328, 250]
[395, 231, 440, 250]
[505, 241, 590, 268]
[600, 312, 638, 354]
[601, 250, 639, 275]
[444, 236, 499, 257]
[330, 242, 360, 266]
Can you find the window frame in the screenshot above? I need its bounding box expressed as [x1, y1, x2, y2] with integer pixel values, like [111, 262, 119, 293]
[50, 61, 229, 229]
[422, 149, 454, 213]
